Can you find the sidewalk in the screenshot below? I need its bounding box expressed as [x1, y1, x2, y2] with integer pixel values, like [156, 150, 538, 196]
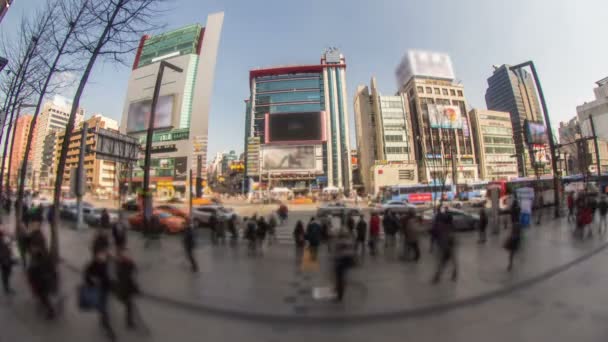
[53, 214, 608, 321]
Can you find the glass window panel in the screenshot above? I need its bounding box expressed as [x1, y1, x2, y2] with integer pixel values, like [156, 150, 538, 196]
[256, 78, 320, 92]
[256, 91, 320, 104]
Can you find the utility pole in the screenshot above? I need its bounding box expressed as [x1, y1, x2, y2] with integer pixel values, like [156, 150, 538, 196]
[142, 61, 182, 227]
[75, 122, 88, 230]
[589, 115, 601, 176]
[196, 155, 202, 198]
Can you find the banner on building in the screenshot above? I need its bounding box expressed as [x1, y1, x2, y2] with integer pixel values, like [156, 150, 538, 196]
[126, 94, 175, 133]
[525, 120, 548, 145]
[262, 145, 318, 172]
[428, 105, 462, 129]
[246, 137, 260, 175]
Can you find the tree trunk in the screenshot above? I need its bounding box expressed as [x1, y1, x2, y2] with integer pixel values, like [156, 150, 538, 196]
[16, 0, 88, 230]
[50, 0, 125, 261]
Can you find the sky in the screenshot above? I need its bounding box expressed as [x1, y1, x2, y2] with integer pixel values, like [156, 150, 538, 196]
[2, 0, 608, 161]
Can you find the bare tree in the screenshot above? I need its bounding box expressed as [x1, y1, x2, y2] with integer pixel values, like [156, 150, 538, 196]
[50, 0, 165, 260]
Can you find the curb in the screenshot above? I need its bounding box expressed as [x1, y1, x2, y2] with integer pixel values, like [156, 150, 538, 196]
[60, 239, 608, 325]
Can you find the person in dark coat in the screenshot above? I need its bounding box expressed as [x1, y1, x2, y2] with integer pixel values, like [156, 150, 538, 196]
[293, 220, 306, 251]
[478, 208, 488, 243]
[15, 223, 30, 268]
[598, 196, 608, 234]
[432, 207, 458, 284]
[114, 248, 139, 329]
[305, 217, 322, 260]
[0, 231, 15, 295]
[27, 245, 57, 319]
[505, 221, 522, 271]
[91, 230, 111, 256]
[355, 215, 367, 254]
[346, 214, 356, 236]
[245, 217, 257, 254]
[112, 220, 127, 250]
[227, 214, 239, 243]
[100, 209, 110, 229]
[182, 222, 198, 272]
[209, 213, 219, 244]
[84, 250, 115, 340]
[333, 231, 355, 302]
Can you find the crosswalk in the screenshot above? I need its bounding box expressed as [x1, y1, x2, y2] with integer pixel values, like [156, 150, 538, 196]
[272, 224, 387, 245]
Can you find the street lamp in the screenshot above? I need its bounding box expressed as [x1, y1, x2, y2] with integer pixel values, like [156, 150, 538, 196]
[509, 61, 560, 218]
[142, 60, 183, 227]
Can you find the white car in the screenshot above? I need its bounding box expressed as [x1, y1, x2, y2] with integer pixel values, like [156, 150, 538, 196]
[191, 205, 236, 227]
[316, 203, 362, 217]
[32, 196, 52, 207]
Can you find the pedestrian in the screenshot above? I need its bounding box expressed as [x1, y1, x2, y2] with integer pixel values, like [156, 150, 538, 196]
[182, 221, 198, 272]
[278, 203, 288, 224]
[209, 212, 218, 244]
[305, 217, 321, 260]
[402, 209, 420, 262]
[91, 230, 111, 256]
[114, 248, 140, 329]
[215, 217, 226, 245]
[432, 208, 458, 283]
[256, 216, 268, 252]
[27, 244, 57, 319]
[333, 230, 355, 302]
[535, 194, 544, 225]
[387, 211, 399, 249]
[511, 198, 521, 227]
[590, 195, 598, 225]
[268, 214, 278, 245]
[346, 214, 355, 236]
[245, 216, 257, 254]
[227, 214, 239, 244]
[598, 196, 608, 234]
[84, 248, 115, 340]
[504, 220, 522, 271]
[478, 208, 488, 243]
[0, 231, 15, 295]
[368, 213, 380, 256]
[293, 220, 306, 256]
[100, 208, 110, 229]
[111, 218, 128, 250]
[355, 215, 367, 254]
[382, 210, 393, 248]
[16, 223, 30, 268]
[567, 192, 575, 223]
[320, 215, 332, 251]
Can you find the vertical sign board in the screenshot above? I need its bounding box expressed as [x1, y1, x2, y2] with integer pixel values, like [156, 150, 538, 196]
[246, 136, 260, 176]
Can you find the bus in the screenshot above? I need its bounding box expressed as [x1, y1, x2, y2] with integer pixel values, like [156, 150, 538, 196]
[384, 183, 456, 204]
[487, 176, 556, 209]
[457, 181, 489, 201]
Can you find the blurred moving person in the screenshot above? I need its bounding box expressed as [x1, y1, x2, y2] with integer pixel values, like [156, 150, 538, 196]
[84, 248, 115, 340]
[567, 192, 575, 223]
[293, 220, 306, 255]
[0, 230, 15, 295]
[112, 214, 128, 250]
[432, 207, 458, 284]
[182, 221, 198, 272]
[277, 203, 288, 224]
[333, 230, 355, 302]
[114, 248, 140, 329]
[368, 213, 380, 256]
[478, 208, 488, 243]
[598, 196, 608, 234]
[305, 217, 322, 261]
[227, 214, 239, 244]
[401, 209, 420, 262]
[504, 220, 522, 272]
[256, 216, 268, 253]
[27, 244, 57, 319]
[100, 209, 110, 229]
[245, 216, 258, 255]
[355, 215, 367, 254]
[268, 214, 278, 245]
[383, 211, 398, 249]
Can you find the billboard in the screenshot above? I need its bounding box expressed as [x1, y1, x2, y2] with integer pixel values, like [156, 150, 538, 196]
[396, 50, 455, 86]
[525, 121, 548, 145]
[174, 156, 187, 180]
[126, 94, 175, 133]
[262, 145, 315, 171]
[428, 105, 462, 129]
[265, 112, 324, 143]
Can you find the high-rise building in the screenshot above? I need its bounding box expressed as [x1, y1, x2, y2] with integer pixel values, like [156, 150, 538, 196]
[32, 95, 84, 189]
[485, 64, 546, 176]
[354, 77, 416, 194]
[10, 114, 35, 187]
[469, 109, 518, 180]
[396, 50, 478, 184]
[244, 48, 352, 191]
[120, 13, 224, 198]
[55, 115, 120, 195]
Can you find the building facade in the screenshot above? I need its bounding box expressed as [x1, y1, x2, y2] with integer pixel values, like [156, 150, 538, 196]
[397, 51, 478, 184]
[244, 48, 352, 192]
[10, 114, 34, 187]
[120, 13, 224, 198]
[469, 109, 518, 180]
[354, 77, 416, 194]
[559, 116, 608, 175]
[576, 77, 608, 175]
[55, 115, 119, 195]
[32, 95, 84, 189]
[485, 64, 548, 176]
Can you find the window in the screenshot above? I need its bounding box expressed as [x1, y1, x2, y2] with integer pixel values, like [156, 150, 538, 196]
[426, 87, 432, 94]
[398, 169, 414, 180]
[442, 89, 448, 95]
[457, 90, 463, 97]
[256, 78, 320, 92]
[417, 86, 424, 93]
[384, 135, 404, 142]
[256, 91, 320, 104]
[434, 88, 440, 95]
[386, 146, 408, 154]
[450, 89, 456, 96]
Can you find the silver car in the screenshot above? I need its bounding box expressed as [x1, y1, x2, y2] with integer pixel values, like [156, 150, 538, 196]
[316, 203, 362, 218]
[84, 208, 119, 227]
[191, 205, 236, 227]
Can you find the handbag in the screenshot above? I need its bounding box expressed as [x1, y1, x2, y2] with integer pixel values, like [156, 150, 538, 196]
[78, 284, 101, 311]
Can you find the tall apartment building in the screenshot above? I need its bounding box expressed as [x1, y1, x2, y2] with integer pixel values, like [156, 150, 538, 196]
[244, 48, 352, 191]
[485, 64, 547, 176]
[396, 50, 478, 184]
[9, 114, 35, 187]
[32, 95, 84, 189]
[469, 109, 518, 180]
[120, 13, 224, 198]
[55, 115, 119, 195]
[354, 77, 416, 194]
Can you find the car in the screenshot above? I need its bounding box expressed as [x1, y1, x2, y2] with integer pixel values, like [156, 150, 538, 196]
[373, 200, 418, 215]
[421, 208, 480, 231]
[316, 202, 362, 218]
[191, 205, 236, 227]
[84, 208, 119, 227]
[122, 199, 140, 211]
[128, 211, 186, 234]
[155, 205, 188, 218]
[32, 196, 52, 207]
[60, 201, 94, 221]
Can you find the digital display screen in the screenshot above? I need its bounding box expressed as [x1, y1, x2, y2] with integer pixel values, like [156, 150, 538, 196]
[267, 112, 322, 142]
[127, 94, 174, 133]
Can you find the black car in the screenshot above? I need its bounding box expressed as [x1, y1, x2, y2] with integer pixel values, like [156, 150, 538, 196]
[122, 199, 140, 211]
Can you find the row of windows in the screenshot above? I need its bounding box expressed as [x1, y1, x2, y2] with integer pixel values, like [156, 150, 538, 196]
[380, 100, 403, 109]
[481, 126, 512, 135]
[256, 78, 320, 93]
[384, 134, 404, 142]
[256, 90, 321, 104]
[417, 86, 463, 97]
[483, 136, 514, 145]
[485, 147, 516, 154]
[386, 146, 409, 154]
[255, 103, 322, 114]
[479, 114, 511, 122]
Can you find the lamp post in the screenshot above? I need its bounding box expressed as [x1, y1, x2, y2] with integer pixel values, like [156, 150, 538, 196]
[142, 61, 183, 227]
[510, 61, 560, 218]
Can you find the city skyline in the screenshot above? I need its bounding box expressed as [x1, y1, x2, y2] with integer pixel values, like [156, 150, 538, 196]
[2, 0, 607, 161]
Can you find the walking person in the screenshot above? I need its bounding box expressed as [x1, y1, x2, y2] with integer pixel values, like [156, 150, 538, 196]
[535, 194, 544, 225]
[432, 208, 458, 284]
[0, 230, 15, 295]
[383, 211, 397, 249]
[293, 220, 306, 258]
[401, 209, 420, 262]
[245, 216, 257, 255]
[598, 196, 608, 234]
[111, 216, 128, 250]
[182, 221, 198, 272]
[278, 203, 288, 225]
[346, 214, 355, 237]
[227, 214, 239, 245]
[478, 208, 488, 243]
[268, 214, 278, 245]
[567, 192, 575, 223]
[333, 230, 355, 302]
[305, 217, 321, 261]
[16, 223, 30, 268]
[114, 248, 140, 329]
[100, 208, 110, 229]
[84, 248, 115, 340]
[505, 220, 522, 271]
[209, 212, 218, 245]
[355, 215, 367, 255]
[256, 216, 268, 253]
[27, 244, 57, 319]
[368, 213, 380, 256]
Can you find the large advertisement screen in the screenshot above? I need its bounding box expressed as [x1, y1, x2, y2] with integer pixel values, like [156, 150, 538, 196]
[396, 50, 455, 86]
[127, 94, 175, 133]
[266, 112, 323, 143]
[428, 105, 462, 129]
[525, 121, 548, 145]
[262, 145, 315, 171]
